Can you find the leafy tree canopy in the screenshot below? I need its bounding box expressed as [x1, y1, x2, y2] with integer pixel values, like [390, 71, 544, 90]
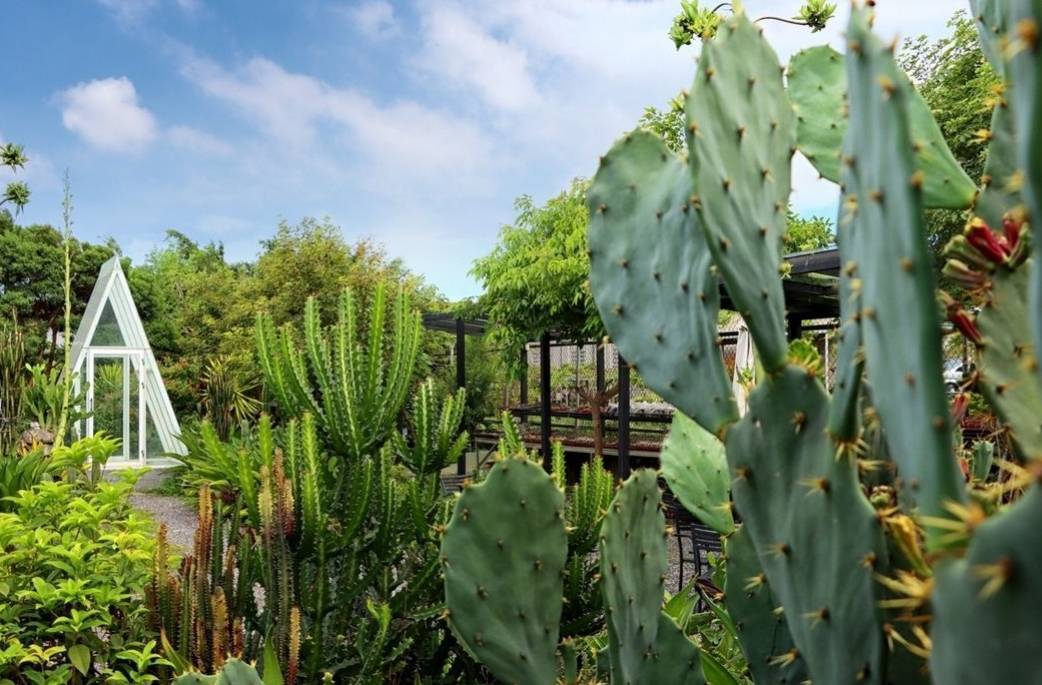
[0, 212, 115, 366]
[900, 10, 998, 264]
[470, 178, 600, 361]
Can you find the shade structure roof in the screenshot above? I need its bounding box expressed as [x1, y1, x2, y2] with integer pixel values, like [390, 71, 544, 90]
[424, 246, 842, 338]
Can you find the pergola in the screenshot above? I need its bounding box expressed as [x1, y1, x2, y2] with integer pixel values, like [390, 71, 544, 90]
[424, 246, 842, 478]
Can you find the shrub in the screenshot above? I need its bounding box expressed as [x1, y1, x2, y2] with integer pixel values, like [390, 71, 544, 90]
[0, 453, 167, 683]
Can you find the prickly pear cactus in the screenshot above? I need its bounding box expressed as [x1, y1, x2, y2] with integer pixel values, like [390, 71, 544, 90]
[1008, 0, 1042, 379]
[172, 658, 264, 684]
[944, 220, 1042, 459]
[842, 5, 967, 543]
[787, 45, 975, 209]
[441, 456, 567, 685]
[723, 525, 807, 685]
[600, 470, 704, 684]
[787, 46, 846, 182]
[587, 131, 738, 435]
[575, 3, 1042, 684]
[686, 13, 792, 372]
[659, 412, 733, 534]
[726, 366, 888, 684]
[931, 486, 1042, 683]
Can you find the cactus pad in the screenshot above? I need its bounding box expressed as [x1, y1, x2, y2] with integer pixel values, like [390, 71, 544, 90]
[441, 457, 567, 685]
[971, 0, 1014, 78]
[726, 366, 887, 684]
[1009, 0, 1042, 382]
[172, 658, 264, 684]
[975, 263, 1042, 460]
[587, 131, 738, 435]
[660, 412, 734, 534]
[724, 525, 808, 685]
[787, 46, 975, 209]
[687, 13, 791, 372]
[931, 486, 1042, 684]
[843, 6, 966, 541]
[601, 470, 704, 684]
[788, 46, 846, 183]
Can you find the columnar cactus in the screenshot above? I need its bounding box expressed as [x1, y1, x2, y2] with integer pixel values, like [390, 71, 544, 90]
[255, 284, 421, 461]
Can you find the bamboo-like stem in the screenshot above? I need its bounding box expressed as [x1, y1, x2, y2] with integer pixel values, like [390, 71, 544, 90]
[54, 170, 74, 448]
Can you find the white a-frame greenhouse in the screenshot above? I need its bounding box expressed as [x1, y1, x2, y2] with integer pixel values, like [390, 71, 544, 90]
[71, 256, 185, 465]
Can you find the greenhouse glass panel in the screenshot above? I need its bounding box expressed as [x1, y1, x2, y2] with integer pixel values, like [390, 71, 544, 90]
[70, 256, 185, 467]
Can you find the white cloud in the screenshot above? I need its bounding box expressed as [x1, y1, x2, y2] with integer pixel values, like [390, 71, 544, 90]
[416, 4, 541, 111]
[97, 0, 159, 24]
[97, 0, 199, 23]
[59, 77, 158, 153]
[167, 125, 233, 156]
[180, 55, 494, 186]
[348, 0, 397, 39]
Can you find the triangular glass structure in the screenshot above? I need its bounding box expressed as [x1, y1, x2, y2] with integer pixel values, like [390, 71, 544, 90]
[70, 256, 185, 464]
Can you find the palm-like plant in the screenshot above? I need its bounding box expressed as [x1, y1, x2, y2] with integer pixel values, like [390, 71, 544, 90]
[198, 356, 261, 440]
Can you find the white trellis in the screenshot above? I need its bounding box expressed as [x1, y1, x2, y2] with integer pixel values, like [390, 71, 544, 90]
[70, 256, 185, 465]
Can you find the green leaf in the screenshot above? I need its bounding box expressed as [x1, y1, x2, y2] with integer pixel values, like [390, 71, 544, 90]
[699, 650, 741, 685]
[261, 641, 284, 685]
[67, 644, 90, 676]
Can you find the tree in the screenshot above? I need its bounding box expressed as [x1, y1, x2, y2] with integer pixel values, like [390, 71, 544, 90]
[0, 213, 113, 367]
[135, 219, 447, 418]
[470, 179, 600, 362]
[900, 11, 999, 264]
[0, 143, 30, 214]
[251, 217, 440, 326]
[785, 211, 834, 252]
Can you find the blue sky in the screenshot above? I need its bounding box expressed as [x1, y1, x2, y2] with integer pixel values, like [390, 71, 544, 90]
[3, 0, 962, 299]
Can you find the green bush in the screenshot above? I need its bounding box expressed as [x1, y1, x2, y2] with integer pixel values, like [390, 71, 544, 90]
[0, 460, 167, 683]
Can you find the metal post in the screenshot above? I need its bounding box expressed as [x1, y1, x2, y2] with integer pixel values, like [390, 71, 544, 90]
[540, 332, 552, 471]
[520, 346, 529, 403]
[596, 344, 605, 394]
[456, 318, 467, 476]
[786, 314, 804, 342]
[519, 346, 529, 426]
[617, 353, 631, 479]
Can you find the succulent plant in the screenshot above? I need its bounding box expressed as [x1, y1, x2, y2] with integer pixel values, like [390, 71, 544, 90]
[582, 2, 1042, 683]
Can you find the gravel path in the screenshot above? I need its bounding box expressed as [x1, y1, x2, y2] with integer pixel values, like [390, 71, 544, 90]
[131, 492, 197, 550]
[125, 470, 692, 587]
[129, 470, 198, 551]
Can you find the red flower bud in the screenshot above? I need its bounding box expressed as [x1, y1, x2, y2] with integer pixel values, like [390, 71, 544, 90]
[950, 392, 970, 423]
[1002, 214, 1023, 252]
[942, 259, 987, 289]
[943, 294, 983, 345]
[965, 219, 1011, 264]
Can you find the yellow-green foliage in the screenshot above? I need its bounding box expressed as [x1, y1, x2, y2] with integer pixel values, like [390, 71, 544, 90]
[0, 460, 166, 683]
